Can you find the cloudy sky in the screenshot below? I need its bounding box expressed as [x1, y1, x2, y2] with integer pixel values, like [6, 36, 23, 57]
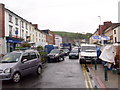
[0, 0, 119, 33]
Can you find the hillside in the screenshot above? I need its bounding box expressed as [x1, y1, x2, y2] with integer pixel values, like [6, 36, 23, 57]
[53, 31, 92, 40]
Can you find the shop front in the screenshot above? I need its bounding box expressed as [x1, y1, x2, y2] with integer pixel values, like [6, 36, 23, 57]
[6, 37, 24, 53]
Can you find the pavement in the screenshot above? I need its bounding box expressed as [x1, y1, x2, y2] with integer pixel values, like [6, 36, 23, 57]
[88, 64, 120, 89]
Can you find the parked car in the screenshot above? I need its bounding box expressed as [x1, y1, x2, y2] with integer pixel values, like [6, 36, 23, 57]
[62, 49, 70, 56]
[69, 49, 79, 59]
[79, 44, 97, 64]
[72, 46, 80, 52]
[47, 49, 65, 62]
[0, 49, 42, 83]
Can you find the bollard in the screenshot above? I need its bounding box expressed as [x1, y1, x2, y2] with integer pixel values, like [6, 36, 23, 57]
[104, 64, 108, 81]
[94, 59, 97, 70]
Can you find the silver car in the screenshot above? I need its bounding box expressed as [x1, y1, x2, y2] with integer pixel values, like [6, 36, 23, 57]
[0, 49, 42, 83]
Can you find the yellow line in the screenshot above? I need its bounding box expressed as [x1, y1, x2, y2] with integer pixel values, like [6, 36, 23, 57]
[82, 64, 94, 89]
[82, 64, 89, 89]
[85, 67, 93, 89]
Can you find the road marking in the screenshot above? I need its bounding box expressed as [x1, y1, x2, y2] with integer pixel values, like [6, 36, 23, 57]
[85, 67, 93, 89]
[82, 64, 89, 88]
[82, 64, 94, 89]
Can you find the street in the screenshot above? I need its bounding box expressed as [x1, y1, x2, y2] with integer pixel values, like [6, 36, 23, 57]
[2, 56, 86, 88]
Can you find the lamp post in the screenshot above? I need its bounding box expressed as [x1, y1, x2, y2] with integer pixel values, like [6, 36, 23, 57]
[98, 16, 104, 45]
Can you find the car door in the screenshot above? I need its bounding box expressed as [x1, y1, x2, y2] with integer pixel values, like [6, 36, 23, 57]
[20, 52, 32, 76]
[60, 50, 64, 57]
[29, 52, 39, 72]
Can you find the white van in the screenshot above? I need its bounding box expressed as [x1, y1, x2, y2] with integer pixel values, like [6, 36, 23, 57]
[79, 44, 97, 64]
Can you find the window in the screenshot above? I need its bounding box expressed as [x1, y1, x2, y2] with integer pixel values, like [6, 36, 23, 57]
[9, 25, 12, 36]
[9, 14, 12, 23]
[26, 23, 28, 29]
[22, 30, 24, 38]
[115, 37, 117, 43]
[36, 38, 38, 42]
[30, 52, 37, 60]
[36, 32, 37, 37]
[26, 31, 28, 36]
[15, 18, 18, 25]
[15, 27, 18, 35]
[114, 30, 116, 34]
[29, 26, 31, 31]
[21, 53, 29, 61]
[33, 34, 34, 42]
[21, 21, 24, 28]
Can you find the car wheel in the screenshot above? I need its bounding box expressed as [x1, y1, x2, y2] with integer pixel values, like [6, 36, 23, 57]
[12, 72, 21, 83]
[59, 57, 63, 61]
[69, 56, 71, 59]
[62, 57, 64, 61]
[36, 66, 42, 75]
[79, 59, 84, 64]
[48, 59, 51, 63]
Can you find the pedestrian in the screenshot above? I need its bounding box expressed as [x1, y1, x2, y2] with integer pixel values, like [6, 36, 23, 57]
[99, 44, 116, 67]
[96, 44, 102, 64]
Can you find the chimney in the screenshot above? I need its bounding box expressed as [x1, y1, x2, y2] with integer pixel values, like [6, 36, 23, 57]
[33, 24, 38, 29]
[104, 21, 112, 26]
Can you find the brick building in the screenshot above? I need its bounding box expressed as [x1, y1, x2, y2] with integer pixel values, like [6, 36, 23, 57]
[89, 21, 120, 44]
[41, 29, 55, 45]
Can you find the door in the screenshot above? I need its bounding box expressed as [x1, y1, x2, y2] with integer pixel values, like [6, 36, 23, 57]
[29, 52, 39, 72]
[20, 53, 32, 76]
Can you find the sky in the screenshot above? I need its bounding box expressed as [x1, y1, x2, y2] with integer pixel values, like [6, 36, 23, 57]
[0, 0, 119, 33]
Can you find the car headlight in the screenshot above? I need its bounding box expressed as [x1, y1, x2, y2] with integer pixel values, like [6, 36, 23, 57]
[4, 68, 11, 73]
[55, 54, 59, 56]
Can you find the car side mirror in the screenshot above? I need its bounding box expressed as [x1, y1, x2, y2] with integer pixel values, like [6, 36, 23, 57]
[22, 59, 27, 63]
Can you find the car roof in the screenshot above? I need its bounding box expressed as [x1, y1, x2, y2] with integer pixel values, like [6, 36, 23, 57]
[81, 44, 96, 46]
[12, 49, 38, 53]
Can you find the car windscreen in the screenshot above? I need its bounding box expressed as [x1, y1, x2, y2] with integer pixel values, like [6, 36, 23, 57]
[50, 49, 60, 54]
[70, 50, 78, 53]
[81, 46, 96, 52]
[63, 49, 69, 52]
[0, 53, 21, 63]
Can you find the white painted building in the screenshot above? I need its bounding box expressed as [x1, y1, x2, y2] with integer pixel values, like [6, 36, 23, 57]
[55, 35, 62, 48]
[113, 25, 120, 43]
[0, 4, 47, 54]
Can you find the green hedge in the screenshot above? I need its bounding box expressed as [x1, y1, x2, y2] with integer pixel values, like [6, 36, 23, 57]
[39, 51, 47, 64]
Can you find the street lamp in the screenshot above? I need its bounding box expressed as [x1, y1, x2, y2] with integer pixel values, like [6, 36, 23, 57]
[98, 16, 104, 45]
